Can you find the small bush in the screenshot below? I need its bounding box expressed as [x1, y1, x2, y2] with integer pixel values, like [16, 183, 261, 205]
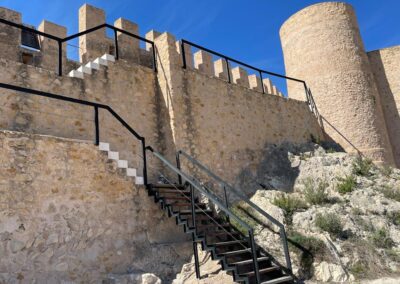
[349, 262, 366, 279]
[352, 156, 374, 177]
[326, 148, 336, 154]
[387, 211, 400, 226]
[230, 201, 259, 235]
[380, 165, 393, 177]
[370, 228, 394, 249]
[380, 185, 400, 202]
[272, 194, 308, 224]
[385, 248, 400, 262]
[336, 175, 357, 195]
[303, 178, 329, 205]
[288, 231, 326, 278]
[315, 213, 343, 238]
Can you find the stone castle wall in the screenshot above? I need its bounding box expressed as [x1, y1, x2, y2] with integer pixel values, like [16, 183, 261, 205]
[0, 130, 191, 283]
[368, 46, 400, 167]
[280, 2, 400, 166]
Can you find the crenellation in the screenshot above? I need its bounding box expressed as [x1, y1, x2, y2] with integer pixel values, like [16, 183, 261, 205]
[114, 18, 140, 62]
[0, 7, 22, 62]
[214, 58, 229, 80]
[79, 4, 110, 63]
[177, 41, 194, 68]
[231, 66, 249, 88]
[248, 74, 262, 92]
[145, 30, 161, 51]
[38, 20, 67, 72]
[194, 50, 213, 76]
[262, 78, 274, 94]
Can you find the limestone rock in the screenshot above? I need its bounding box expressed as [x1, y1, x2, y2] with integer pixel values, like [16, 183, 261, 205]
[314, 261, 349, 282]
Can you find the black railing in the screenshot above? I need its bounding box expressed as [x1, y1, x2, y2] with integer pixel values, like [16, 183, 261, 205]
[0, 82, 149, 185]
[146, 147, 262, 283]
[0, 18, 157, 75]
[176, 149, 293, 273]
[180, 39, 320, 120]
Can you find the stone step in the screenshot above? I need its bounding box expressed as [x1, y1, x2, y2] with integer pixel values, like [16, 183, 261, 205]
[126, 168, 137, 177]
[135, 176, 144, 185]
[99, 142, 110, 151]
[68, 70, 84, 79]
[101, 53, 115, 62]
[77, 65, 92, 74]
[117, 160, 128, 169]
[93, 57, 108, 66]
[108, 151, 119, 160]
[85, 61, 100, 70]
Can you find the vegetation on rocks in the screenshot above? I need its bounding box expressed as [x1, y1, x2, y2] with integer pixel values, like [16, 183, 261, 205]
[303, 177, 330, 205]
[315, 213, 343, 238]
[336, 175, 357, 195]
[352, 156, 374, 177]
[272, 194, 307, 224]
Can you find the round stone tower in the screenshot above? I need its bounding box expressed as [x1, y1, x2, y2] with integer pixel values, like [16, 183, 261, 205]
[280, 2, 395, 165]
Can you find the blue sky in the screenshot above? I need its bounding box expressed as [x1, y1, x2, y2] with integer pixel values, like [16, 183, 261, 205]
[2, 0, 399, 89]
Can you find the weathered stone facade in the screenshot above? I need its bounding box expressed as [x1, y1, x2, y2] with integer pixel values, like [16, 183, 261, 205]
[280, 2, 400, 166]
[0, 130, 191, 283]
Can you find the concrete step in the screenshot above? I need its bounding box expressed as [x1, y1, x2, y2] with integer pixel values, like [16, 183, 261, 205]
[68, 70, 84, 79]
[117, 160, 128, 169]
[126, 168, 137, 177]
[99, 142, 110, 151]
[85, 61, 100, 70]
[77, 65, 92, 74]
[108, 151, 119, 160]
[101, 53, 115, 62]
[94, 57, 108, 66]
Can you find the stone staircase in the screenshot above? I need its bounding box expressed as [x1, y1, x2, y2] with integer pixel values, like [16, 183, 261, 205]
[68, 54, 115, 79]
[97, 141, 293, 284]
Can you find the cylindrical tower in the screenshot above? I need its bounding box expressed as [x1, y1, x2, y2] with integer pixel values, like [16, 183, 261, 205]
[280, 2, 395, 165]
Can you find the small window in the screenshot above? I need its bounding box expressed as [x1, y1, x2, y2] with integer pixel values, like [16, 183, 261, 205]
[21, 25, 40, 50]
[22, 52, 33, 65]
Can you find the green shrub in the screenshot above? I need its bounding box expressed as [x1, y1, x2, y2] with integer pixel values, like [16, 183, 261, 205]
[387, 211, 400, 226]
[352, 156, 374, 177]
[288, 231, 326, 278]
[380, 185, 400, 202]
[326, 148, 336, 154]
[349, 262, 366, 279]
[386, 248, 400, 262]
[370, 228, 394, 249]
[380, 165, 393, 177]
[315, 213, 343, 238]
[303, 178, 329, 205]
[336, 175, 357, 195]
[272, 194, 308, 224]
[230, 201, 258, 235]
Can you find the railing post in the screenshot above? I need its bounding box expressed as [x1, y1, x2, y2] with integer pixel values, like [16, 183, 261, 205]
[176, 152, 183, 185]
[259, 71, 265, 94]
[223, 185, 229, 208]
[94, 106, 99, 145]
[151, 43, 157, 72]
[190, 184, 201, 279]
[141, 138, 148, 186]
[58, 40, 62, 76]
[113, 29, 119, 60]
[280, 229, 292, 273]
[181, 41, 187, 69]
[225, 58, 231, 83]
[249, 230, 261, 284]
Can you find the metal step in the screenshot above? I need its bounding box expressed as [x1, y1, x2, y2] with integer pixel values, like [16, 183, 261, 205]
[218, 248, 251, 256]
[151, 184, 185, 189]
[213, 240, 247, 246]
[232, 256, 269, 266]
[240, 266, 279, 277]
[178, 209, 212, 215]
[261, 276, 293, 284]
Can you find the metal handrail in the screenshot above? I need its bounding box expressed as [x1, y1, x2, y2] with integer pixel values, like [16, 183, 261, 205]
[176, 149, 292, 272]
[146, 147, 261, 283]
[0, 82, 148, 185]
[0, 18, 157, 75]
[180, 39, 321, 123]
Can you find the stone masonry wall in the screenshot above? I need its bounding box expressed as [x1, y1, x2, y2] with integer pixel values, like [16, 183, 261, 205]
[153, 32, 323, 190]
[368, 46, 400, 167]
[0, 130, 191, 283]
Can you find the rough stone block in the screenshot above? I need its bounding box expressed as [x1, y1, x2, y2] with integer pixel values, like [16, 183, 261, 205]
[248, 74, 262, 92]
[38, 20, 67, 72]
[231, 66, 249, 87]
[194, 50, 213, 75]
[0, 7, 22, 61]
[262, 78, 274, 94]
[145, 30, 161, 51]
[214, 59, 229, 80]
[79, 4, 109, 63]
[114, 18, 139, 61]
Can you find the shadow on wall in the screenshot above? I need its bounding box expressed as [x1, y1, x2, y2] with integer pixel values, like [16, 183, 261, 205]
[235, 139, 345, 196]
[369, 52, 400, 168]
